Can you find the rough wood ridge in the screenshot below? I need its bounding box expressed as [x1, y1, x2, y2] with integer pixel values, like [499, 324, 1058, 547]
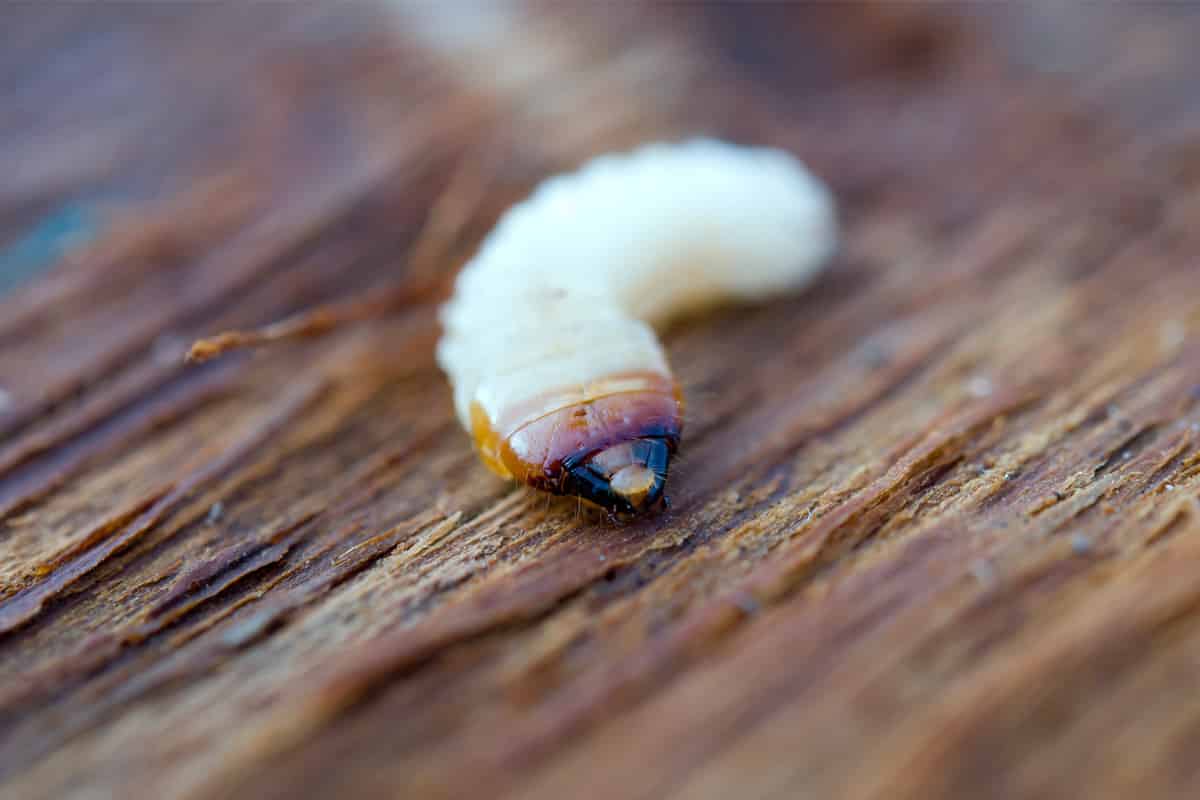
[3, 4, 1200, 798]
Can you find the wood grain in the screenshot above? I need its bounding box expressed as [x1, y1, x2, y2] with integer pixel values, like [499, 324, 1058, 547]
[3, 3, 1200, 798]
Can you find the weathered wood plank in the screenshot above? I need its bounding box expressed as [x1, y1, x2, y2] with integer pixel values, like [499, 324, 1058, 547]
[3, 3, 1200, 799]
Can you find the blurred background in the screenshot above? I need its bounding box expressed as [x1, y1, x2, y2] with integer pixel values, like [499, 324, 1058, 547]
[4, 1, 1199, 296]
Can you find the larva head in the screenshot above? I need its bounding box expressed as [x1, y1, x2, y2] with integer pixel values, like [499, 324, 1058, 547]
[472, 377, 683, 517]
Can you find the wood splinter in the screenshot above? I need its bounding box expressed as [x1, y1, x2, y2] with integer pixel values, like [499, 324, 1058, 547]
[185, 144, 490, 364]
[184, 283, 438, 363]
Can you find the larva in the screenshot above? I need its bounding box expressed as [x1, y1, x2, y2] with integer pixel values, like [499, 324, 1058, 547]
[188, 139, 837, 517]
[436, 139, 837, 515]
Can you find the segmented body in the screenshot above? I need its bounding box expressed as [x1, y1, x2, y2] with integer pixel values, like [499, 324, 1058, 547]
[436, 139, 837, 513]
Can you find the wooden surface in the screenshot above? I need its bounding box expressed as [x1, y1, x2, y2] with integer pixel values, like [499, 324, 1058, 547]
[4, 3, 1200, 798]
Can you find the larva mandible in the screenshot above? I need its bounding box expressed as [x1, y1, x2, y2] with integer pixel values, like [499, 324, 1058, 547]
[188, 139, 837, 517]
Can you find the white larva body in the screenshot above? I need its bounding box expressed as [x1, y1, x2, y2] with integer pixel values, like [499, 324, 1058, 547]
[436, 138, 837, 513]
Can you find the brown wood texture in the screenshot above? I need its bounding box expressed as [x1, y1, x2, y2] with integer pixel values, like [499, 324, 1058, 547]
[4, 3, 1200, 798]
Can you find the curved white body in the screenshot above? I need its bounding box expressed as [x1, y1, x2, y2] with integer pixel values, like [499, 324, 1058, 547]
[436, 139, 837, 437]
